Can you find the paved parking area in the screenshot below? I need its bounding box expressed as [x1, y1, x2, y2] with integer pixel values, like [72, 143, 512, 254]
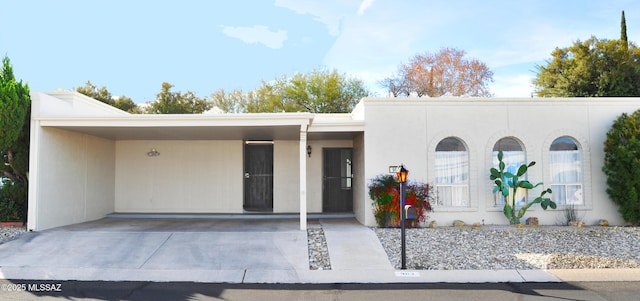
[0, 217, 569, 283]
[0, 218, 309, 282]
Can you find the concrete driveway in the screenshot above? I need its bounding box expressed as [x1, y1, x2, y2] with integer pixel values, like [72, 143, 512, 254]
[0, 218, 310, 282]
[0, 217, 565, 284]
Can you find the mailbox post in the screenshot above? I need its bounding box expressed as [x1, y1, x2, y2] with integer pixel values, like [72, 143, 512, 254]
[396, 164, 408, 270]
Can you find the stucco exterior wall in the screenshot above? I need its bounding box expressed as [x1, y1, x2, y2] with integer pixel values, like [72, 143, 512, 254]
[273, 139, 355, 213]
[352, 133, 366, 224]
[273, 140, 300, 212]
[115, 140, 243, 213]
[361, 98, 640, 227]
[306, 140, 354, 213]
[33, 128, 115, 230]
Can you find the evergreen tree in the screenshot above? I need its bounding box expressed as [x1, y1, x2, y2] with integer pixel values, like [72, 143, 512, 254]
[0, 56, 31, 222]
[621, 10, 628, 48]
[603, 110, 640, 224]
[534, 37, 640, 97]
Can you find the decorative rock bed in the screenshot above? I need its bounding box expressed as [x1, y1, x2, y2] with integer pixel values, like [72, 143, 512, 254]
[374, 226, 640, 270]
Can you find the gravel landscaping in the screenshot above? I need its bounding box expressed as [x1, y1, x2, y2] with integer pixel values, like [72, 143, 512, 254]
[374, 226, 640, 270]
[0, 226, 26, 245]
[307, 228, 332, 270]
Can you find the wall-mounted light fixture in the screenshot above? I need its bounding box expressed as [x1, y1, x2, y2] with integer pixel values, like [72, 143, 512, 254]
[147, 148, 160, 157]
[307, 145, 312, 158]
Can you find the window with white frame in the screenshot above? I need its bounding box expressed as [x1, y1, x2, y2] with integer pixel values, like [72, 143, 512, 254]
[549, 136, 583, 205]
[435, 137, 469, 207]
[492, 137, 526, 206]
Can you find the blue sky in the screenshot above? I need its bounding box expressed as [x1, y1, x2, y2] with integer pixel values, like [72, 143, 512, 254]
[2, 0, 639, 103]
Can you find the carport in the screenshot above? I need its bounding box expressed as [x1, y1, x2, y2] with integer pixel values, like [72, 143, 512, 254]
[27, 91, 364, 231]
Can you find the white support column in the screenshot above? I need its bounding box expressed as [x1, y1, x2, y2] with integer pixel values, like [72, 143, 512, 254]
[299, 124, 308, 230]
[26, 119, 39, 231]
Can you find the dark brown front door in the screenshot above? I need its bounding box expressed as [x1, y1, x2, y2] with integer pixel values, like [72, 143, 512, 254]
[244, 143, 273, 211]
[323, 148, 353, 212]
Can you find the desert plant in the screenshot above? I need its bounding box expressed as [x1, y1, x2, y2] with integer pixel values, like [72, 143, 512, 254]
[490, 150, 556, 224]
[368, 174, 433, 227]
[562, 204, 583, 226]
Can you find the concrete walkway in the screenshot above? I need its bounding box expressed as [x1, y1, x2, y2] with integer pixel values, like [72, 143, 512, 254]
[0, 217, 635, 283]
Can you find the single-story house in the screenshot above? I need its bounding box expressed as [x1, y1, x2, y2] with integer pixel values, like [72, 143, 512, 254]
[27, 91, 640, 231]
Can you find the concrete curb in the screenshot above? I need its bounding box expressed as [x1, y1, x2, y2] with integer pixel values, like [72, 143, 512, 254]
[546, 268, 640, 282]
[0, 267, 563, 283]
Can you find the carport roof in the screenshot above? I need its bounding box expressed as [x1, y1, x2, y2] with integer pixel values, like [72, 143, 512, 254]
[33, 92, 364, 140]
[37, 115, 308, 140]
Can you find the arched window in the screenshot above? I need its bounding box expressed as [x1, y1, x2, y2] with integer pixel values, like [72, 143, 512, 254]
[435, 137, 469, 207]
[550, 137, 583, 205]
[493, 137, 526, 206]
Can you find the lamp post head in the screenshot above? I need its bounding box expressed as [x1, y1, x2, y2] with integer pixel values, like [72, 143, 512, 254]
[397, 164, 408, 183]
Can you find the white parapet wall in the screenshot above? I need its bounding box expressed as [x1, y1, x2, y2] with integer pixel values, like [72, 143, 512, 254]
[359, 97, 640, 226]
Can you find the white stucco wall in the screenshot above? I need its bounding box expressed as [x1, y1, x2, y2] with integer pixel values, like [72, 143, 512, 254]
[352, 133, 366, 224]
[361, 98, 640, 227]
[306, 140, 354, 213]
[114, 139, 357, 215]
[273, 139, 355, 213]
[32, 128, 115, 230]
[115, 140, 243, 213]
[273, 140, 300, 212]
[31, 91, 128, 117]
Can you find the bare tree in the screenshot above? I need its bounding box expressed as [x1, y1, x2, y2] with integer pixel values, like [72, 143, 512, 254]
[380, 47, 494, 97]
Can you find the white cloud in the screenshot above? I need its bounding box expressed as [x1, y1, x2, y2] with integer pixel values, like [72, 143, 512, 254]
[469, 24, 581, 69]
[321, 3, 431, 82]
[221, 25, 287, 49]
[274, 0, 361, 36]
[356, 0, 374, 16]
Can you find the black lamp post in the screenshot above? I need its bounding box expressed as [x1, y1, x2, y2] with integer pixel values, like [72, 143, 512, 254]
[396, 164, 408, 270]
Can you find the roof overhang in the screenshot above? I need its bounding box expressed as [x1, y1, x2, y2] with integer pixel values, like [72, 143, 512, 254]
[307, 113, 364, 140]
[36, 112, 364, 141]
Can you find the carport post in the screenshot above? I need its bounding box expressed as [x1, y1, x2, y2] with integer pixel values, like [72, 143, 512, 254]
[299, 124, 308, 230]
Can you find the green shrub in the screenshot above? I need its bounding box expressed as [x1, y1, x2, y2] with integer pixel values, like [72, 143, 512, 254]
[603, 110, 640, 225]
[0, 181, 27, 222]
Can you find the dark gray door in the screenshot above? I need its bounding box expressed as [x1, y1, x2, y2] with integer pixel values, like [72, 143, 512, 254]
[323, 148, 353, 212]
[244, 144, 273, 211]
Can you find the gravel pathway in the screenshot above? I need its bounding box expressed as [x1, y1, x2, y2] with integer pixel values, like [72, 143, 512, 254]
[374, 226, 640, 270]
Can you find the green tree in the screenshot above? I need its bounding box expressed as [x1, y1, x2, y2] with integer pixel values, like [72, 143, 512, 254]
[280, 69, 369, 113]
[245, 77, 301, 113]
[603, 110, 640, 225]
[209, 88, 247, 113]
[621, 10, 628, 46]
[380, 47, 494, 97]
[213, 69, 369, 113]
[0, 56, 31, 222]
[76, 81, 140, 113]
[534, 36, 640, 97]
[145, 82, 211, 114]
